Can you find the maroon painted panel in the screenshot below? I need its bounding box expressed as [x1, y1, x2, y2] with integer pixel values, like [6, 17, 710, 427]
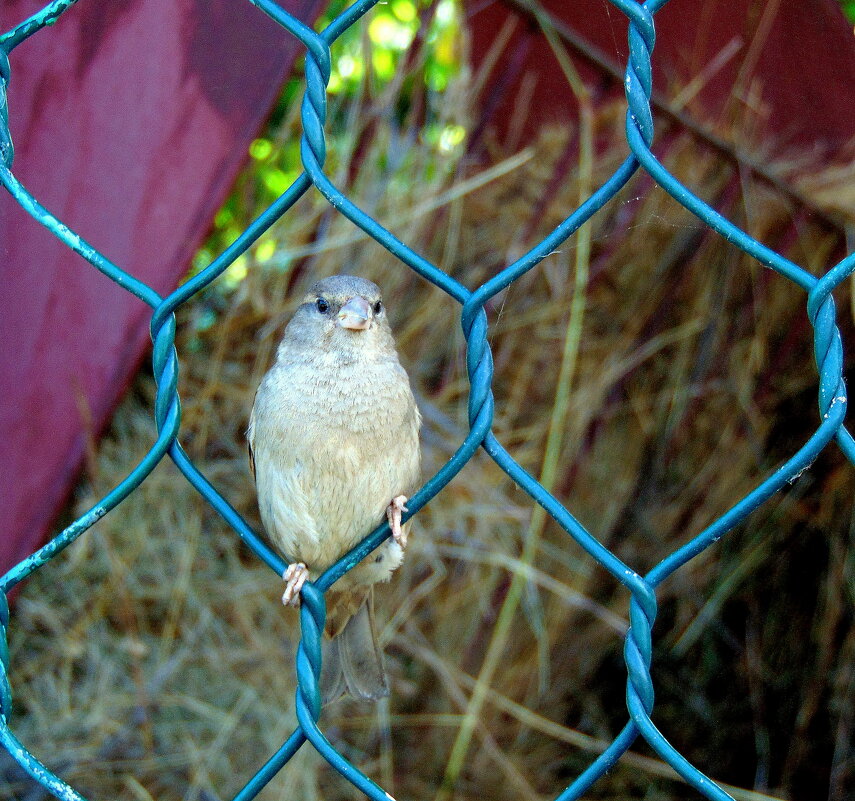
[0, 0, 325, 574]
[468, 0, 855, 156]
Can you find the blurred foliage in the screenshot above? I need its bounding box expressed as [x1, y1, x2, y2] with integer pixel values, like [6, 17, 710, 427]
[323, 0, 460, 93]
[191, 0, 854, 292]
[190, 0, 465, 289]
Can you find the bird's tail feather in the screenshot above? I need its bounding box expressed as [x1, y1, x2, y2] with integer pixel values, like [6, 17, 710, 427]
[322, 587, 388, 705]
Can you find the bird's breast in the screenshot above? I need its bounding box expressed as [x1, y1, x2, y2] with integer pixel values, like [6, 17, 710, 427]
[251, 353, 420, 572]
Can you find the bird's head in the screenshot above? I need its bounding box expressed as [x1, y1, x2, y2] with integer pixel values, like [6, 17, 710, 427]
[279, 274, 396, 361]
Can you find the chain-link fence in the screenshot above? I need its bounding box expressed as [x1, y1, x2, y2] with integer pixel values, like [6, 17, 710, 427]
[1, 1, 853, 800]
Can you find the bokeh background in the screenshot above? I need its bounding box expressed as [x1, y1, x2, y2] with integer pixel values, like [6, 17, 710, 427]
[1, 1, 854, 800]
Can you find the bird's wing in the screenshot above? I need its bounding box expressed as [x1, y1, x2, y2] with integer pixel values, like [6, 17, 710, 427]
[325, 585, 370, 638]
[246, 393, 258, 482]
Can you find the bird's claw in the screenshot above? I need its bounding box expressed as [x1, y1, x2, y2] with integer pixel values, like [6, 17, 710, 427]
[387, 495, 409, 549]
[282, 562, 309, 606]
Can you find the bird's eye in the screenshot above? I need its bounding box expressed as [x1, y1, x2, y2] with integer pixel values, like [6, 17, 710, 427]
[316, 297, 330, 314]
[373, 300, 383, 315]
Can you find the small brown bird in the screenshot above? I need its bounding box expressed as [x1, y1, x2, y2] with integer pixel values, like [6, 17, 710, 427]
[247, 275, 421, 702]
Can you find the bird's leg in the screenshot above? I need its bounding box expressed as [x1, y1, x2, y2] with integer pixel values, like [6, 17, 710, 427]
[386, 495, 409, 549]
[282, 562, 309, 606]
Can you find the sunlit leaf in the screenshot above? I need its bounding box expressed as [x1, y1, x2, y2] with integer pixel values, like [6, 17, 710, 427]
[255, 239, 276, 264]
[249, 138, 273, 160]
[392, 0, 417, 24]
[262, 168, 296, 196]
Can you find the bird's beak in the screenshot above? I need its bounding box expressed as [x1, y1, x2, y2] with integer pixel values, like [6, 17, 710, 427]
[337, 296, 372, 330]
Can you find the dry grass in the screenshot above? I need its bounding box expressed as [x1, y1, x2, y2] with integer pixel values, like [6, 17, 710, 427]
[2, 13, 854, 801]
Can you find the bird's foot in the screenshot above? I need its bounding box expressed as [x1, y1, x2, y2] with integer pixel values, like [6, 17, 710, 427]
[282, 562, 309, 607]
[387, 495, 409, 549]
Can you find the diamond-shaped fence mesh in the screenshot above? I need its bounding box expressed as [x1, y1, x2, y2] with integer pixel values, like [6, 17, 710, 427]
[1, 1, 853, 800]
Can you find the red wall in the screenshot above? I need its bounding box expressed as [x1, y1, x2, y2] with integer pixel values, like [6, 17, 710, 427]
[468, 0, 855, 155]
[0, 0, 325, 574]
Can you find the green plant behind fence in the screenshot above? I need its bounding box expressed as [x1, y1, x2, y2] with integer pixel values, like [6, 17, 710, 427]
[0, 1, 853, 800]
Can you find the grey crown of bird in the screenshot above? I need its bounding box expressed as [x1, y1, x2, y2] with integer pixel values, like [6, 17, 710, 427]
[247, 274, 421, 703]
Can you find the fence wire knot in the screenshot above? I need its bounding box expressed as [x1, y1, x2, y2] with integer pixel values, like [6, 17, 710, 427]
[0, 1, 853, 800]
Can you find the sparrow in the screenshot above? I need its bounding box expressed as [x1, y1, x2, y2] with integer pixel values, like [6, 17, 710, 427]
[247, 274, 421, 703]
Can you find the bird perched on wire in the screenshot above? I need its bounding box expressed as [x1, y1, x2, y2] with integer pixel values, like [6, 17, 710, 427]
[247, 274, 421, 703]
